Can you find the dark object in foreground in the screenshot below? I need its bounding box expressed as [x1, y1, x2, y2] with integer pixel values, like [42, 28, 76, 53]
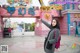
[3, 28, 12, 38]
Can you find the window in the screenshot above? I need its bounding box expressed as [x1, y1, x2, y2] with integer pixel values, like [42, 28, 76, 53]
[72, 0, 75, 9]
[67, 4, 70, 9]
[72, 4, 75, 9]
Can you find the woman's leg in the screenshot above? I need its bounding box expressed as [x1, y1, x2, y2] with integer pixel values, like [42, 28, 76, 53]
[52, 45, 55, 53]
[46, 50, 52, 53]
[45, 48, 55, 53]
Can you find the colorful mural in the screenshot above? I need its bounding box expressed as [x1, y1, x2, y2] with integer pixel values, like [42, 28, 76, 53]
[44, 13, 51, 21]
[6, 0, 33, 16]
[28, 7, 35, 16]
[7, 0, 16, 16]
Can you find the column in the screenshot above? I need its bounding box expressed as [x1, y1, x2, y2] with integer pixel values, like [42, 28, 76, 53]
[67, 13, 71, 35]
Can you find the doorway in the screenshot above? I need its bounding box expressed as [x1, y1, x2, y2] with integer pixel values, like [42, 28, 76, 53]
[3, 17, 36, 37]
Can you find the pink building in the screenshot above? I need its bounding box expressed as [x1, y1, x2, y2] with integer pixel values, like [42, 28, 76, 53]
[37, 0, 80, 36]
[49, 0, 80, 35]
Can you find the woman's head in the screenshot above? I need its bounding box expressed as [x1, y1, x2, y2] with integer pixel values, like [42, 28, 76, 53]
[51, 19, 57, 26]
[51, 18, 60, 29]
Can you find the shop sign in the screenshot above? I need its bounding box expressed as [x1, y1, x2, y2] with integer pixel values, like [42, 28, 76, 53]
[40, 5, 62, 12]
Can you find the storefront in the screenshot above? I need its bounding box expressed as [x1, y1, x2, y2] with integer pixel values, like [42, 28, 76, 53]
[62, 10, 80, 35]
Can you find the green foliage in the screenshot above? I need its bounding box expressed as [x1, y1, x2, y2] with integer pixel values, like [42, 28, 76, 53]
[30, 23, 35, 31]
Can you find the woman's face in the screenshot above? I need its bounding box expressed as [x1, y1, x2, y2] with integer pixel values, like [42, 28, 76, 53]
[52, 19, 57, 26]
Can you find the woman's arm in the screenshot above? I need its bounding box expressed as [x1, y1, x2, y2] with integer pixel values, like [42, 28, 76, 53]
[48, 29, 60, 44]
[41, 19, 51, 29]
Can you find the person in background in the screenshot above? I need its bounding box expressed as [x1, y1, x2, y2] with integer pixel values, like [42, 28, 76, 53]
[8, 27, 12, 38]
[78, 21, 80, 36]
[39, 16, 61, 53]
[74, 21, 78, 37]
[78, 21, 80, 27]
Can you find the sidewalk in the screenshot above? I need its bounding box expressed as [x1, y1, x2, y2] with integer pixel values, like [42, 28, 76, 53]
[55, 35, 80, 53]
[0, 35, 80, 53]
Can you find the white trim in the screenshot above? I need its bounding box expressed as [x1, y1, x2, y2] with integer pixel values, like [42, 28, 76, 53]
[62, 9, 80, 14]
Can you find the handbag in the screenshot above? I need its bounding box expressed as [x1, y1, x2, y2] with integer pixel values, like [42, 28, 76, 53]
[54, 30, 61, 49]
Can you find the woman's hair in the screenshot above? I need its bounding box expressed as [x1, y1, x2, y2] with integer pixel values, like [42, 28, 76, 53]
[51, 17, 60, 30]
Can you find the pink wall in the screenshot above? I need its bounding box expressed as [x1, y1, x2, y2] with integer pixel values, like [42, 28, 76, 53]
[0, 16, 3, 38]
[35, 18, 42, 36]
[40, 10, 59, 36]
[35, 10, 59, 36]
[59, 15, 68, 35]
[40, 12, 51, 36]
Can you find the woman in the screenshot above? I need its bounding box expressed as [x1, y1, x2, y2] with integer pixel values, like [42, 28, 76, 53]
[8, 27, 12, 38]
[39, 17, 61, 53]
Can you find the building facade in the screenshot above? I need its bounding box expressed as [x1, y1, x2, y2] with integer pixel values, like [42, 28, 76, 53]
[0, 0, 80, 38]
[57, 0, 80, 35]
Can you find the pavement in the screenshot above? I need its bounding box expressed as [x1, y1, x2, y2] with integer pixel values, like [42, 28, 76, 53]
[0, 34, 80, 53]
